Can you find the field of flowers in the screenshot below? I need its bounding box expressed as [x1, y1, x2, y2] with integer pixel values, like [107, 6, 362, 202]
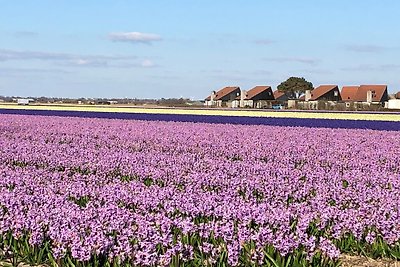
[1, 106, 400, 131]
[1, 114, 400, 267]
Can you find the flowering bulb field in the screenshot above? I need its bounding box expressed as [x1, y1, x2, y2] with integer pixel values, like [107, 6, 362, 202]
[2, 105, 400, 131]
[0, 114, 400, 267]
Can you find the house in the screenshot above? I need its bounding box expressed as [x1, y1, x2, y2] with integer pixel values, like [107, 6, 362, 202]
[387, 98, 400, 109]
[97, 100, 118, 105]
[388, 92, 400, 109]
[309, 85, 341, 101]
[340, 85, 388, 109]
[295, 85, 340, 110]
[17, 98, 35, 105]
[233, 86, 274, 108]
[353, 85, 388, 103]
[205, 86, 241, 107]
[341, 86, 359, 102]
[273, 90, 289, 101]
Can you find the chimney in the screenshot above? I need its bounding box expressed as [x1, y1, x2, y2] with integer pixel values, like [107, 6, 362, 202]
[210, 91, 216, 102]
[305, 90, 311, 101]
[366, 90, 372, 103]
[240, 90, 247, 108]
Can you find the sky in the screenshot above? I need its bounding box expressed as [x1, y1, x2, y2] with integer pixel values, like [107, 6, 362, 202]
[0, 0, 400, 99]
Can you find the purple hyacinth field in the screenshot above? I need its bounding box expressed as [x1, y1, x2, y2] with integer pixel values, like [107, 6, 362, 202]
[1, 114, 400, 267]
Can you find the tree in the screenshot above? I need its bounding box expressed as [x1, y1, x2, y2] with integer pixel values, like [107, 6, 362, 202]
[277, 77, 313, 99]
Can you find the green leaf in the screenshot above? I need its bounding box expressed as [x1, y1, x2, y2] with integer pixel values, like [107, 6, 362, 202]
[263, 250, 280, 267]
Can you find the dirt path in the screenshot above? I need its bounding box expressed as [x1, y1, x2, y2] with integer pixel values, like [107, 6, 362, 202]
[340, 255, 399, 267]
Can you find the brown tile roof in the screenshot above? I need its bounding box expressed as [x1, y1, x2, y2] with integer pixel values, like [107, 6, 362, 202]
[310, 85, 339, 101]
[273, 90, 286, 100]
[236, 86, 272, 100]
[205, 86, 240, 101]
[354, 85, 388, 102]
[341, 86, 359, 101]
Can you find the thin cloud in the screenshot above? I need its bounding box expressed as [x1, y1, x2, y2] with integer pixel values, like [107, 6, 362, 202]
[203, 69, 272, 76]
[341, 65, 374, 71]
[13, 31, 38, 38]
[206, 69, 272, 81]
[140, 59, 156, 68]
[148, 74, 179, 80]
[104, 59, 158, 69]
[61, 59, 109, 68]
[61, 59, 158, 68]
[254, 39, 275, 45]
[0, 48, 154, 68]
[0, 49, 137, 62]
[251, 70, 273, 75]
[0, 49, 70, 61]
[293, 69, 333, 74]
[341, 64, 400, 72]
[343, 44, 386, 53]
[0, 67, 72, 75]
[209, 33, 240, 44]
[263, 57, 319, 65]
[380, 64, 400, 71]
[109, 32, 162, 44]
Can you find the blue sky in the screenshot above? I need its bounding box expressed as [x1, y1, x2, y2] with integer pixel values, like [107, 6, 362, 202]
[0, 0, 399, 99]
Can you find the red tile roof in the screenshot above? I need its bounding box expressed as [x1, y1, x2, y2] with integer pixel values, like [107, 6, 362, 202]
[341, 86, 359, 101]
[310, 85, 339, 101]
[205, 86, 240, 101]
[354, 85, 388, 102]
[246, 86, 272, 100]
[273, 90, 286, 100]
[236, 86, 272, 100]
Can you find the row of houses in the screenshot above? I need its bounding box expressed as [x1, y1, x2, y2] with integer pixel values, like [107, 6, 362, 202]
[204, 85, 400, 109]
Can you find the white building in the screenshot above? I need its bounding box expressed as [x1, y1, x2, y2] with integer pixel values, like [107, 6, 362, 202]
[17, 98, 34, 105]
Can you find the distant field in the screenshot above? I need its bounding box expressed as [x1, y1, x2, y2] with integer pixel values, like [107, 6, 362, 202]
[1, 103, 400, 120]
[1, 103, 400, 131]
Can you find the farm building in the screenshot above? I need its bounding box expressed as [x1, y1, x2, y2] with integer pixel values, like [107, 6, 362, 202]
[96, 100, 118, 105]
[354, 85, 388, 103]
[205, 86, 241, 107]
[17, 98, 34, 105]
[232, 86, 274, 108]
[309, 85, 341, 101]
[340, 85, 388, 103]
[387, 92, 400, 109]
[273, 90, 289, 101]
[341, 86, 359, 102]
[352, 85, 389, 103]
[387, 99, 400, 109]
[296, 85, 340, 110]
[339, 85, 388, 109]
